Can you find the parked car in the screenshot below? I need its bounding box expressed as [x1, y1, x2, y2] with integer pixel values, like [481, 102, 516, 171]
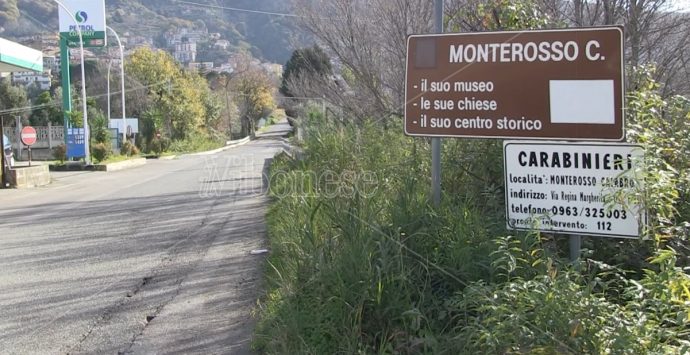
[3, 134, 14, 168]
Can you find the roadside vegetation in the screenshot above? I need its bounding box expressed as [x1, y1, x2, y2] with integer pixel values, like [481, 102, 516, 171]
[255, 68, 690, 354]
[255, 1, 690, 353]
[2, 45, 279, 164]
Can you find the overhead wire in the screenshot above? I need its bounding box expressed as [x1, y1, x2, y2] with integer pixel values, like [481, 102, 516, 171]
[172, 0, 301, 18]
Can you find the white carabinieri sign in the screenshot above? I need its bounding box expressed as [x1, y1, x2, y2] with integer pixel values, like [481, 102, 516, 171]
[504, 141, 645, 238]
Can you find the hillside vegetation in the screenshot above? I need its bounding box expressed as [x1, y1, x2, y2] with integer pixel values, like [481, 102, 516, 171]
[0, 0, 297, 63]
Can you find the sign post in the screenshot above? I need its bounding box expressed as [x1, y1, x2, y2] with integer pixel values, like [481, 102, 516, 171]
[430, 0, 443, 207]
[405, 27, 633, 260]
[21, 126, 37, 167]
[58, 0, 107, 162]
[0, 117, 6, 188]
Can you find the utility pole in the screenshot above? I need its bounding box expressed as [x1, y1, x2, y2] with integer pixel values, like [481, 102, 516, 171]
[431, 0, 443, 207]
[55, 0, 90, 163]
[107, 26, 127, 148]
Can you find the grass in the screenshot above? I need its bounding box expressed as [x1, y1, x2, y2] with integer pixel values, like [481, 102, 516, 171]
[167, 135, 225, 154]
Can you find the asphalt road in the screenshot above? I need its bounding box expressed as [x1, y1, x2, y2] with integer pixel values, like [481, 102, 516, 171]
[0, 121, 293, 354]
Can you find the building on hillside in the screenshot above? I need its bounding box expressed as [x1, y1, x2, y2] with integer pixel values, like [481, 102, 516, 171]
[188, 62, 214, 71]
[11, 71, 51, 90]
[123, 35, 153, 48]
[213, 40, 230, 50]
[40, 33, 59, 47]
[173, 42, 197, 64]
[212, 63, 235, 74]
[164, 27, 209, 47]
[42, 56, 60, 73]
[69, 48, 96, 61]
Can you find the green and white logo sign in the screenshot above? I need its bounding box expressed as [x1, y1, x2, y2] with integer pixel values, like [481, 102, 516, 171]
[58, 0, 106, 48]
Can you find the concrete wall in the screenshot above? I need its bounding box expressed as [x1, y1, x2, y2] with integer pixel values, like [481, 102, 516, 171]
[9, 165, 51, 188]
[17, 148, 54, 161]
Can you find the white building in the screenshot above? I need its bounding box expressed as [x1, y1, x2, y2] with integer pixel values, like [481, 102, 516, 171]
[213, 40, 230, 50]
[188, 62, 214, 71]
[165, 28, 208, 47]
[43, 55, 60, 73]
[11, 71, 51, 90]
[173, 42, 197, 64]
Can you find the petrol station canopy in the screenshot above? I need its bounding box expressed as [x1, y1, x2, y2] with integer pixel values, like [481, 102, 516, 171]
[0, 37, 43, 73]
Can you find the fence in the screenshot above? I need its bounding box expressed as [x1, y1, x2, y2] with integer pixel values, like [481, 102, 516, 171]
[3, 123, 65, 150]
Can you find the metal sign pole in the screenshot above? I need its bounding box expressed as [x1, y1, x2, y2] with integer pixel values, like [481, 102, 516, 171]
[431, 0, 443, 207]
[0, 117, 6, 188]
[60, 36, 72, 148]
[569, 234, 582, 262]
[15, 116, 22, 162]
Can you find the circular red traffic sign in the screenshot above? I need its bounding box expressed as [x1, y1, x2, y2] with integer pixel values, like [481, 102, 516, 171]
[20, 126, 37, 146]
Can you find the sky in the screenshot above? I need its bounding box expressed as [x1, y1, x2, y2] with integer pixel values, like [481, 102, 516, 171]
[670, 0, 690, 12]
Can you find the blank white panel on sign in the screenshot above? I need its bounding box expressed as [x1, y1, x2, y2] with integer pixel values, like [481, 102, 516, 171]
[549, 80, 615, 124]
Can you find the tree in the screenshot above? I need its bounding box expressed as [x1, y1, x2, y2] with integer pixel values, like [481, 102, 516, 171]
[202, 91, 223, 133]
[0, 78, 29, 119]
[535, 0, 690, 95]
[446, 0, 554, 31]
[281, 45, 332, 97]
[126, 47, 214, 140]
[293, 0, 433, 121]
[206, 72, 241, 137]
[30, 91, 61, 126]
[232, 66, 276, 137]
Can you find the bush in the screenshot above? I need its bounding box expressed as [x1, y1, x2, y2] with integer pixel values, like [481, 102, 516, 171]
[121, 141, 136, 156]
[167, 132, 223, 153]
[53, 144, 67, 163]
[91, 143, 110, 163]
[148, 138, 162, 155]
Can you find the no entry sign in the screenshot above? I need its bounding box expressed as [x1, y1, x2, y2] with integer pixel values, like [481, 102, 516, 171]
[20, 126, 37, 146]
[405, 27, 624, 140]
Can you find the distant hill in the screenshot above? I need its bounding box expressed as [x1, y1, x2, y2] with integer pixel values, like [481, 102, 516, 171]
[0, 0, 303, 64]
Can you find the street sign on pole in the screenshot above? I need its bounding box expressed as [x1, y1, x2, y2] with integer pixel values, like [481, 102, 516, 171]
[20, 126, 37, 167]
[58, 0, 106, 48]
[504, 141, 645, 238]
[20, 126, 37, 146]
[405, 27, 624, 141]
[431, 0, 443, 207]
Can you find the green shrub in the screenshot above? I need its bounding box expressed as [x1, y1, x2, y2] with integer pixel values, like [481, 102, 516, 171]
[91, 143, 110, 163]
[167, 132, 223, 153]
[52, 144, 67, 163]
[121, 141, 130, 156]
[121, 141, 141, 157]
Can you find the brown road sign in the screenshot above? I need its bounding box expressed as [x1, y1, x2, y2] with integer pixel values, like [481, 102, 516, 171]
[404, 27, 624, 140]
